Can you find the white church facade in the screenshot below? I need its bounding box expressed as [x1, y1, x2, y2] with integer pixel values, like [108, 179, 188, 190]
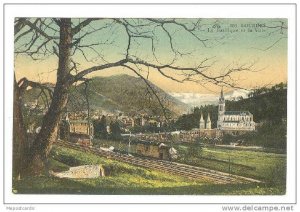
[217, 89, 255, 131]
[179, 88, 256, 141]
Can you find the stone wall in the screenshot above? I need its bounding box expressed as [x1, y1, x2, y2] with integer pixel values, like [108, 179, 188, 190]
[51, 165, 105, 179]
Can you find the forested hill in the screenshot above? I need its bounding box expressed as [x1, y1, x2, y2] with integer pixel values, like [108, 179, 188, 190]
[68, 74, 188, 117]
[175, 83, 287, 130]
[226, 83, 287, 123]
[24, 74, 188, 117]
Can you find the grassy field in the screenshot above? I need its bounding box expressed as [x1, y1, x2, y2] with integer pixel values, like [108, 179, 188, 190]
[12, 145, 285, 195]
[175, 145, 286, 186]
[93, 139, 286, 185]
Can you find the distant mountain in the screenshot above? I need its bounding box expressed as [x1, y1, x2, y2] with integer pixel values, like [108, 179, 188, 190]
[224, 89, 251, 101]
[169, 89, 251, 107]
[68, 75, 188, 117]
[169, 93, 218, 107]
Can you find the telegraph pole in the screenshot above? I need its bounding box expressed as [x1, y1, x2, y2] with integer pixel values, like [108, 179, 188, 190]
[228, 155, 232, 182]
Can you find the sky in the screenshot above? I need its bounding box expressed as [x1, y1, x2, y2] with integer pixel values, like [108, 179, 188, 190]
[14, 18, 287, 94]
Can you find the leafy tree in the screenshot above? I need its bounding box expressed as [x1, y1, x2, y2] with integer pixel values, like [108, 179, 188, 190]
[226, 83, 287, 123]
[175, 105, 218, 130]
[110, 121, 122, 140]
[187, 142, 203, 158]
[222, 134, 235, 145]
[93, 115, 108, 139]
[175, 114, 198, 130]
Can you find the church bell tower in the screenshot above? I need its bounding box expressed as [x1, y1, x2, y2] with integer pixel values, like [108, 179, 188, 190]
[217, 88, 225, 129]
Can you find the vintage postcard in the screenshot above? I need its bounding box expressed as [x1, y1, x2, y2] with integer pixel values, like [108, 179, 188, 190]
[2, 2, 297, 210]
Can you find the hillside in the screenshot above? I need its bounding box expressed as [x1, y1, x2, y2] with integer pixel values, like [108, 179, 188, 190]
[175, 83, 287, 130]
[13, 145, 284, 195]
[174, 83, 287, 149]
[24, 75, 188, 117]
[68, 75, 188, 117]
[225, 84, 287, 124]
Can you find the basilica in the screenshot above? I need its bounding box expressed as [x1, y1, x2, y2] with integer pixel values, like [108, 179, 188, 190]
[217, 88, 255, 131]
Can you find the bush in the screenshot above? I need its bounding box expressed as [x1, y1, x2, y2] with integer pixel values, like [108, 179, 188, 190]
[54, 154, 82, 166]
[187, 143, 203, 158]
[222, 134, 236, 144]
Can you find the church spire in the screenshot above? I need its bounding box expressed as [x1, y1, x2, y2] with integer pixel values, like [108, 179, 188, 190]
[199, 113, 205, 129]
[207, 113, 211, 122]
[217, 87, 225, 129]
[206, 113, 211, 129]
[221, 87, 224, 98]
[219, 87, 224, 102]
[200, 113, 204, 121]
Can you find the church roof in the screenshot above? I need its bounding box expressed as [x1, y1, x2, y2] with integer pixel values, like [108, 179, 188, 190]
[69, 119, 90, 124]
[223, 120, 241, 123]
[224, 111, 252, 116]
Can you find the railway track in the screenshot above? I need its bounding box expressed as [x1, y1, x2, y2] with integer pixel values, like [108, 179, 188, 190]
[54, 140, 262, 184]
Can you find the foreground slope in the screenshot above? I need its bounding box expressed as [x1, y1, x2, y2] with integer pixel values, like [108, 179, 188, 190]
[13, 146, 284, 195]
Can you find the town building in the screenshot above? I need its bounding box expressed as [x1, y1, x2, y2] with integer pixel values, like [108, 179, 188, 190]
[177, 129, 221, 142]
[59, 113, 94, 146]
[126, 140, 177, 160]
[69, 119, 94, 135]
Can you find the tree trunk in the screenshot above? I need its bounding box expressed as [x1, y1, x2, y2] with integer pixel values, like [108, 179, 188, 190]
[25, 18, 73, 176]
[13, 75, 28, 179]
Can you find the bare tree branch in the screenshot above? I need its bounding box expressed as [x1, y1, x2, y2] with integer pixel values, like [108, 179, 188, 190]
[251, 20, 287, 51]
[71, 59, 128, 83]
[122, 64, 170, 122]
[72, 18, 100, 35]
[16, 18, 59, 40]
[147, 18, 209, 47]
[18, 77, 53, 99]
